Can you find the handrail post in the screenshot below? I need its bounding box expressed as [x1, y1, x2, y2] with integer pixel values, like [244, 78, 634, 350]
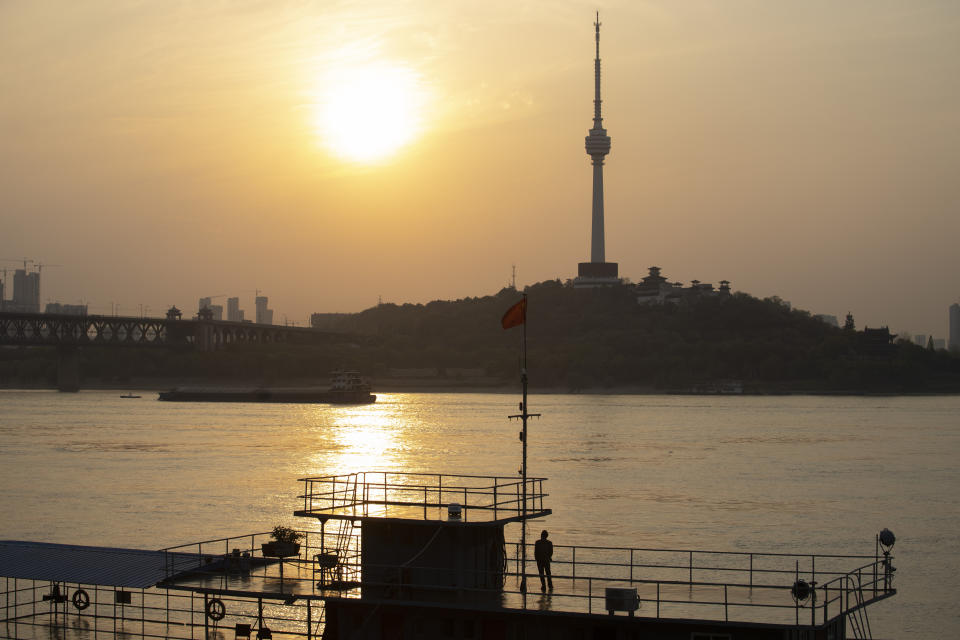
[494, 481, 498, 521]
[689, 551, 693, 587]
[724, 584, 728, 621]
[823, 584, 828, 625]
[749, 553, 753, 588]
[588, 578, 592, 615]
[656, 582, 660, 618]
[630, 549, 634, 583]
[572, 547, 577, 581]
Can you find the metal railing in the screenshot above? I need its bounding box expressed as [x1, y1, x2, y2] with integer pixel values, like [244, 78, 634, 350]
[1, 577, 328, 640]
[297, 472, 549, 522]
[158, 526, 361, 589]
[158, 533, 895, 629]
[3, 535, 895, 638]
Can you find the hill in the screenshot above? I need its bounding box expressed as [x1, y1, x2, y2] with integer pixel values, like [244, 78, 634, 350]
[315, 279, 960, 393]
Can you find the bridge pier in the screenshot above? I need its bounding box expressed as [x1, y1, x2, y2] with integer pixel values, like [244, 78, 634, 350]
[56, 347, 80, 392]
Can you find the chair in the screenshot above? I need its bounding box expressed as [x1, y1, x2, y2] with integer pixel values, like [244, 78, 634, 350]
[256, 627, 273, 639]
[234, 623, 252, 639]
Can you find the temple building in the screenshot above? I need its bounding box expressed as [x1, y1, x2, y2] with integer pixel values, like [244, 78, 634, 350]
[635, 266, 731, 305]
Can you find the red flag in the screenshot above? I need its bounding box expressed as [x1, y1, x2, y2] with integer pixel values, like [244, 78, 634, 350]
[501, 298, 526, 329]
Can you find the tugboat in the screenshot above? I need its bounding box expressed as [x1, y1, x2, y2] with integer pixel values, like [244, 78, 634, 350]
[325, 369, 376, 404]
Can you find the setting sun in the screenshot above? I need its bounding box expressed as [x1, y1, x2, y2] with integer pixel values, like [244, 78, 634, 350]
[314, 62, 425, 162]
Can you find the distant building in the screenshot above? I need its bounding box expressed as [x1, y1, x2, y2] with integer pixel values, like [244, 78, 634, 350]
[11, 269, 40, 313]
[933, 338, 946, 351]
[311, 313, 351, 331]
[950, 304, 960, 351]
[227, 297, 242, 322]
[199, 297, 224, 321]
[255, 296, 273, 325]
[861, 326, 897, 357]
[814, 314, 840, 327]
[914, 334, 927, 347]
[44, 302, 88, 315]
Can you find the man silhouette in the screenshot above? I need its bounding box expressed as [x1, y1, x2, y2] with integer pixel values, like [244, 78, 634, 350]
[534, 530, 554, 591]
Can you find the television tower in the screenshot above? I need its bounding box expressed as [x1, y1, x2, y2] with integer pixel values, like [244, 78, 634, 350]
[576, 13, 619, 286]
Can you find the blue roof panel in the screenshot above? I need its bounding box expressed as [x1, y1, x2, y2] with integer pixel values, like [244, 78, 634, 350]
[0, 541, 201, 588]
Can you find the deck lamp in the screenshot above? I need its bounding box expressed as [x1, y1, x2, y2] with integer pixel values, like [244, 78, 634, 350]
[879, 528, 895, 553]
[878, 528, 897, 590]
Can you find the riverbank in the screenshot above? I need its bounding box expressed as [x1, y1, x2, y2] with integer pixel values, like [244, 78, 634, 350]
[3, 379, 959, 396]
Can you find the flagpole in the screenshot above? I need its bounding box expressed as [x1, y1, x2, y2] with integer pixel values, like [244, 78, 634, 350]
[520, 293, 528, 594]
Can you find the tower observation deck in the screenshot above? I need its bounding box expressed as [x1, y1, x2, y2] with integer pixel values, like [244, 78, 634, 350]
[575, 14, 620, 287]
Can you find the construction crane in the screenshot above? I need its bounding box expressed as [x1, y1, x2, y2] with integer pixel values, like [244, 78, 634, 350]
[199, 294, 226, 308]
[34, 262, 62, 274]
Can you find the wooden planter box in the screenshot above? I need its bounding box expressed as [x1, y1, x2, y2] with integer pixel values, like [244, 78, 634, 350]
[261, 541, 301, 558]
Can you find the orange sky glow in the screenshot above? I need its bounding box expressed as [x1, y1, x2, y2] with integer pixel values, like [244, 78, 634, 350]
[1, 1, 958, 337]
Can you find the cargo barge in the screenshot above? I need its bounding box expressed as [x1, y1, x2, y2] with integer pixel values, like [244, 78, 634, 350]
[157, 370, 376, 404]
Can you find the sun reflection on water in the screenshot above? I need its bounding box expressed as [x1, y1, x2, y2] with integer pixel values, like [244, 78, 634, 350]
[304, 395, 404, 477]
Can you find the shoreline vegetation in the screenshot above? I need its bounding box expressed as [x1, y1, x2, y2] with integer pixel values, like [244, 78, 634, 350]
[2, 280, 959, 394]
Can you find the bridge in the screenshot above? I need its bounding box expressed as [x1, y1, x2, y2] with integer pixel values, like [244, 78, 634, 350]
[0, 311, 359, 391]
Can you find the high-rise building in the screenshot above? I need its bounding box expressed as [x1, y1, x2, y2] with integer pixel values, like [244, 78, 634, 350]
[575, 14, 619, 288]
[227, 297, 241, 322]
[255, 296, 273, 325]
[12, 269, 40, 313]
[950, 303, 960, 352]
[198, 297, 224, 320]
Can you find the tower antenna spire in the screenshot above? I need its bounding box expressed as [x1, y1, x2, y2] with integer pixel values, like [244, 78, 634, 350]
[593, 12, 603, 129]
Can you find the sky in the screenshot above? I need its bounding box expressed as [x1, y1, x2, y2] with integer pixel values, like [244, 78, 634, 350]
[1, 1, 958, 338]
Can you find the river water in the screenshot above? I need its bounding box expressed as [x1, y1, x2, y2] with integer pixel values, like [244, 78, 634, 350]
[1, 390, 957, 637]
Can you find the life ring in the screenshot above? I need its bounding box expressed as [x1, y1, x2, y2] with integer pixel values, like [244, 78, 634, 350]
[205, 597, 226, 621]
[72, 589, 91, 610]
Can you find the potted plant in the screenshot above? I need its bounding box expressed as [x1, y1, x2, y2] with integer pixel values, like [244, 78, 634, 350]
[261, 525, 303, 558]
